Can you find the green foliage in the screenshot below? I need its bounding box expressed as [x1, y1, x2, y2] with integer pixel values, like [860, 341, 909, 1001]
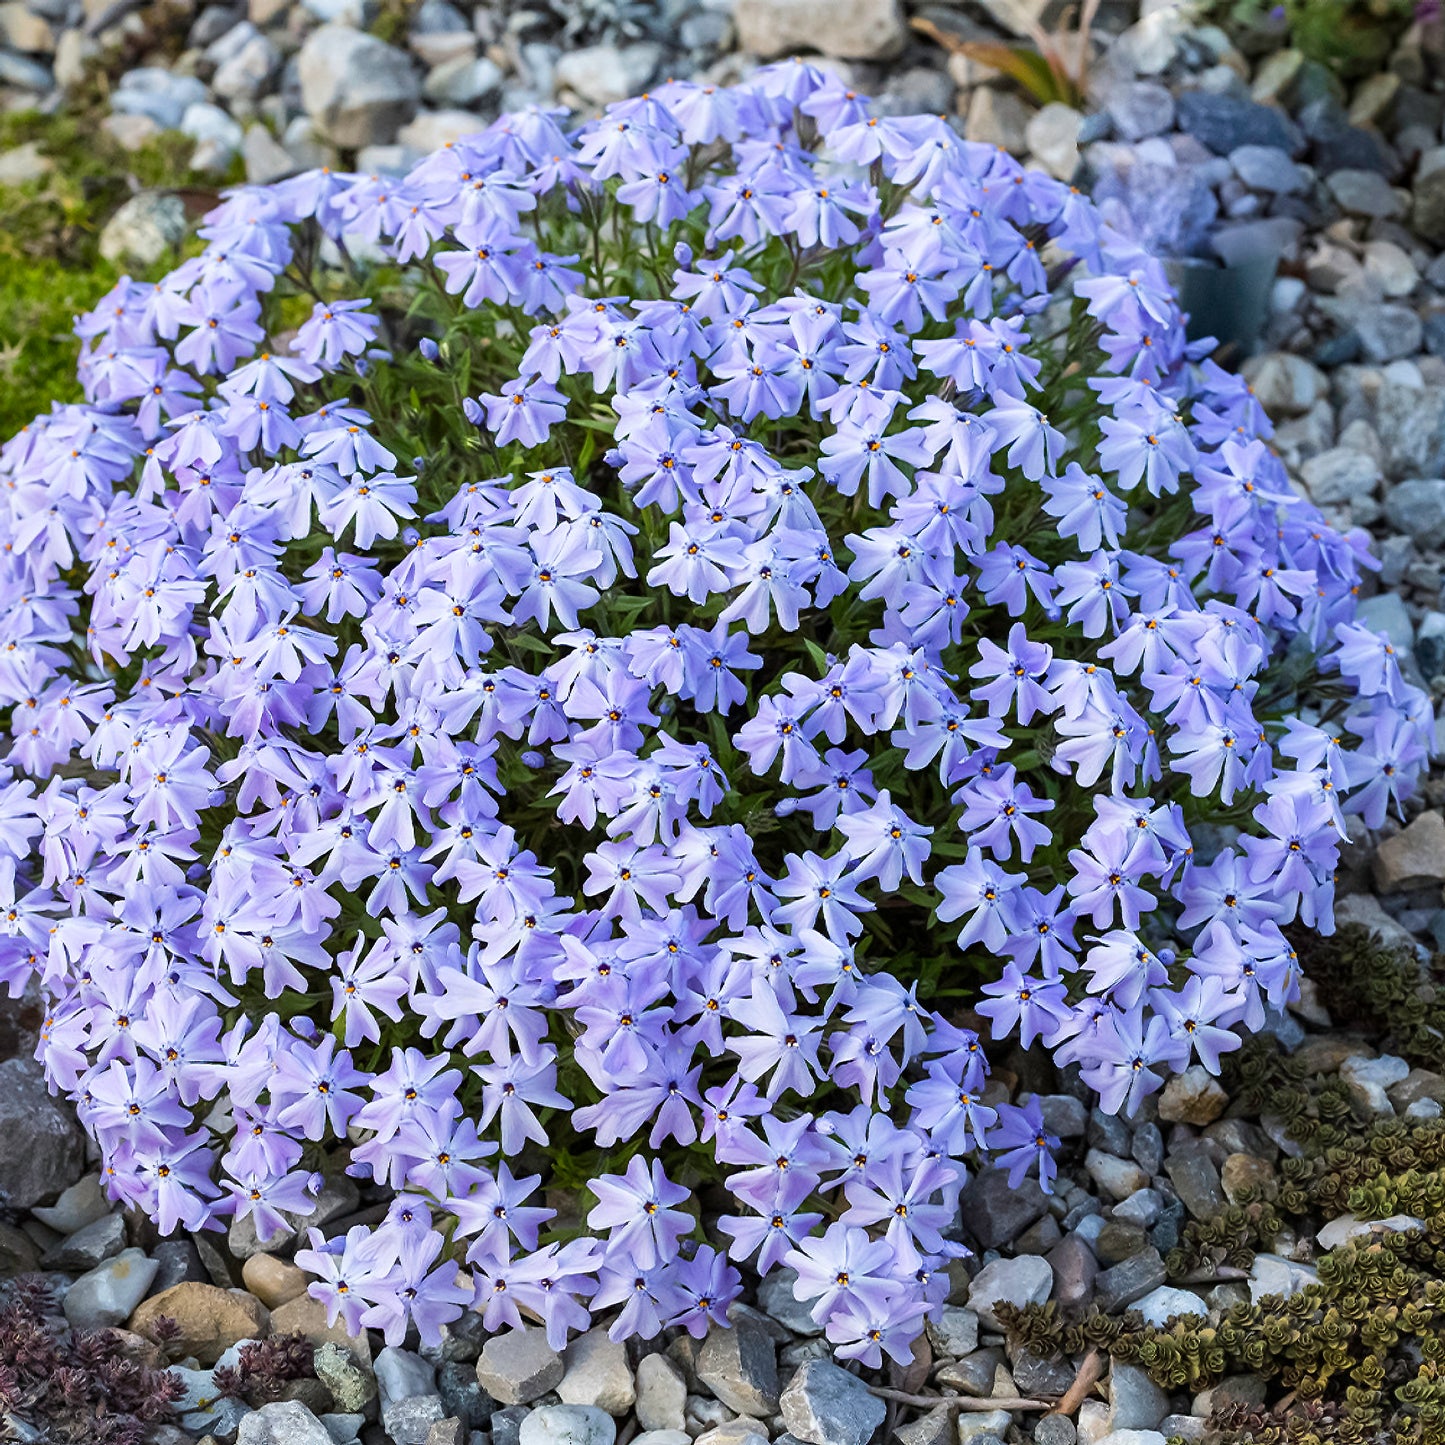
[995, 926, 1445, 1444]
[0, 107, 239, 440]
[1208, 0, 1416, 77]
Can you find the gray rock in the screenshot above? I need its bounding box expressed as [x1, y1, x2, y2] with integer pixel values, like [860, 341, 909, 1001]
[1024, 103, 1082, 180]
[925, 1305, 979, 1358]
[1106, 81, 1175, 142]
[956, 1409, 1012, 1442]
[437, 1360, 493, 1427]
[1166, 1149, 1225, 1221]
[965, 86, 1032, 154]
[1376, 811, 1445, 892]
[1095, 1248, 1167, 1314]
[935, 1347, 1003, 1397]
[1414, 163, 1445, 244]
[63, 1247, 159, 1330]
[212, 27, 279, 101]
[959, 1167, 1048, 1250]
[1378, 385, 1445, 480]
[384, 1395, 446, 1445]
[1340, 1052, 1412, 1115]
[1300, 447, 1381, 505]
[779, 1360, 884, 1445]
[32, 1173, 108, 1235]
[0, 139, 54, 186]
[314, 1342, 377, 1413]
[111, 67, 208, 128]
[1031, 1095, 1088, 1139]
[1131, 1123, 1164, 1177]
[99, 191, 186, 269]
[1357, 304, 1424, 363]
[244, 124, 301, 184]
[894, 1408, 953, 1445]
[1108, 1362, 1169, 1431]
[491, 1405, 530, 1445]
[0, 1059, 85, 1210]
[237, 1401, 335, 1445]
[0, 140, 51, 185]
[559, 1327, 634, 1416]
[733, 0, 905, 60]
[177, 1366, 254, 1437]
[377, 1349, 437, 1408]
[40, 1211, 126, 1271]
[298, 24, 419, 148]
[1416, 612, 1445, 678]
[1034, 1418, 1077, 1445]
[518, 1404, 616, 1445]
[554, 42, 660, 107]
[228, 1175, 359, 1260]
[757, 1266, 822, 1336]
[0, 3, 54, 53]
[1177, 90, 1301, 156]
[966, 1256, 1053, 1330]
[1363, 240, 1418, 297]
[696, 1313, 779, 1416]
[1385, 480, 1445, 547]
[0, 49, 51, 88]
[1327, 168, 1404, 217]
[1112, 1189, 1164, 1229]
[181, 101, 245, 152]
[635, 1354, 686, 1432]
[475, 1327, 564, 1406]
[424, 54, 503, 107]
[1086, 1149, 1150, 1202]
[425, 1420, 467, 1445]
[1230, 144, 1307, 193]
[1048, 1234, 1098, 1310]
[369, 1346, 430, 1404]
[1241, 351, 1325, 416]
[1011, 1349, 1076, 1396]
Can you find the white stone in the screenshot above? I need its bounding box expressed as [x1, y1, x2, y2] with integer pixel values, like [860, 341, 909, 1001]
[518, 1404, 617, 1445]
[1248, 1253, 1319, 1303]
[237, 1400, 335, 1445]
[734, 0, 906, 61]
[1316, 1213, 1425, 1251]
[554, 42, 661, 108]
[558, 1327, 634, 1416]
[1025, 102, 1082, 180]
[423, 54, 502, 107]
[298, 24, 420, 148]
[634, 1354, 686, 1433]
[1133, 1286, 1208, 1326]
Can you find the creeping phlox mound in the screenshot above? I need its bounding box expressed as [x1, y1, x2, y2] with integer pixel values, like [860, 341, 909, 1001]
[0, 63, 1432, 1360]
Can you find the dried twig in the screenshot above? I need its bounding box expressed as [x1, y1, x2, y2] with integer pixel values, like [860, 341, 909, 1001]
[1049, 1346, 1106, 1418]
[867, 1385, 1053, 1412]
[1175, 1266, 1250, 1284]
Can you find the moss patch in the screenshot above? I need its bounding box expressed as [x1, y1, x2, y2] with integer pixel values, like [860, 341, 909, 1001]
[0, 107, 240, 439]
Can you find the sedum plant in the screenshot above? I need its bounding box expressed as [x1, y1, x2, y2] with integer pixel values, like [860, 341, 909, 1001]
[0, 64, 1433, 1359]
